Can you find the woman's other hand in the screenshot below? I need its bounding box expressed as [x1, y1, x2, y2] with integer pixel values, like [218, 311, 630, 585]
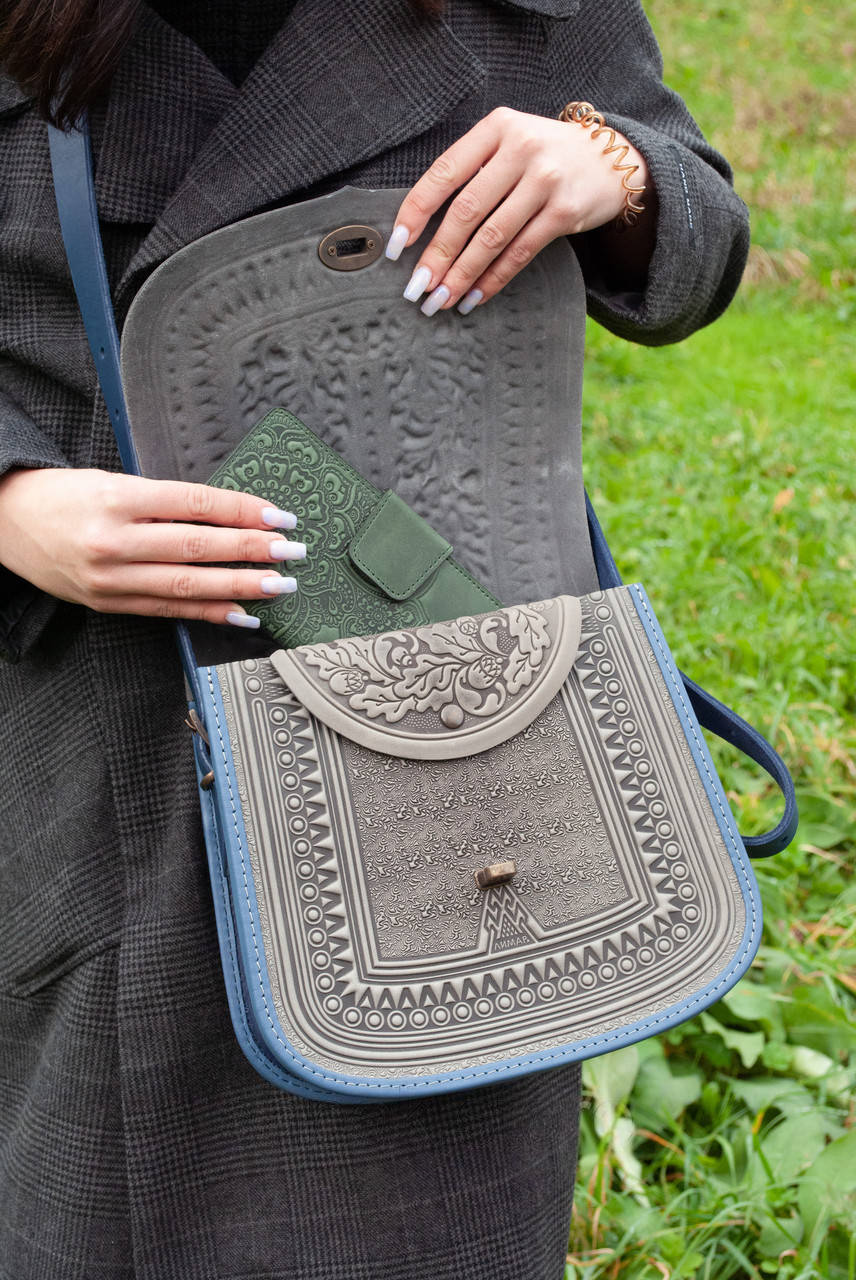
[387, 106, 652, 314]
[0, 468, 306, 628]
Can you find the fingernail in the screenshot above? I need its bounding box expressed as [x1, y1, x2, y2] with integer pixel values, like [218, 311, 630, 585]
[262, 507, 298, 530]
[385, 224, 410, 261]
[457, 288, 483, 316]
[420, 284, 450, 317]
[261, 575, 298, 595]
[226, 609, 261, 629]
[403, 265, 432, 302]
[270, 539, 307, 561]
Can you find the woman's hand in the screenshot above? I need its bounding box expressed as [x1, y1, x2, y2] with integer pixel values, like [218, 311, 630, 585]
[0, 467, 306, 628]
[386, 106, 651, 314]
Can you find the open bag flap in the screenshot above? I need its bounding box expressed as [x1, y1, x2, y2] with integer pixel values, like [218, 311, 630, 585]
[270, 595, 582, 759]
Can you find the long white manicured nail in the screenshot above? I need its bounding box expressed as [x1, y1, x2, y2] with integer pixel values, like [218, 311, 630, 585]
[457, 288, 483, 316]
[261, 575, 298, 595]
[385, 224, 410, 261]
[403, 265, 432, 302]
[270, 539, 307, 561]
[262, 507, 298, 530]
[227, 609, 261, 629]
[420, 285, 450, 317]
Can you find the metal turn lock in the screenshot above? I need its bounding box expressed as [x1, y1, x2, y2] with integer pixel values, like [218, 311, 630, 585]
[474, 861, 518, 889]
[318, 224, 384, 271]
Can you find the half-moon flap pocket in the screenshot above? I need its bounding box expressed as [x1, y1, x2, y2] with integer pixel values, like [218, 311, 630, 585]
[270, 595, 582, 759]
[349, 490, 452, 600]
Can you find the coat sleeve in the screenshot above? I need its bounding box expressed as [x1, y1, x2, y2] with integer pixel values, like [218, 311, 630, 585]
[0, 386, 69, 662]
[546, 0, 749, 346]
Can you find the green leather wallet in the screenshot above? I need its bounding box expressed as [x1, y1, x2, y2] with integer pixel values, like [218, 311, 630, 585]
[206, 408, 500, 647]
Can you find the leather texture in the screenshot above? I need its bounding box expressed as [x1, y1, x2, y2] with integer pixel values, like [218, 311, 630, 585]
[117, 182, 600, 611]
[269, 596, 583, 759]
[206, 408, 500, 645]
[48, 117, 797, 849]
[202, 584, 763, 1101]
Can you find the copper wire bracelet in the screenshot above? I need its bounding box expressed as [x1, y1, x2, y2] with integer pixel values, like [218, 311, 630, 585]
[557, 100, 646, 229]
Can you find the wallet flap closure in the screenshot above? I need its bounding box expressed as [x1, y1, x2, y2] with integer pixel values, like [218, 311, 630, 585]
[270, 595, 582, 759]
[349, 490, 452, 600]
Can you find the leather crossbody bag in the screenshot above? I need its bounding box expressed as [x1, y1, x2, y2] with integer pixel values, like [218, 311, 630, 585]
[48, 118, 797, 1103]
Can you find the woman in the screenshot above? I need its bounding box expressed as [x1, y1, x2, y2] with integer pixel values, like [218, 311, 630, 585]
[0, 1, 748, 1276]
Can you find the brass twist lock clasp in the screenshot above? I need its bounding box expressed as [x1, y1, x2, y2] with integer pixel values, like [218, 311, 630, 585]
[474, 861, 518, 889]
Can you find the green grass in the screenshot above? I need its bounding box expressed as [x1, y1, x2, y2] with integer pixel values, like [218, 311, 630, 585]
[568, 2, 856, 1275]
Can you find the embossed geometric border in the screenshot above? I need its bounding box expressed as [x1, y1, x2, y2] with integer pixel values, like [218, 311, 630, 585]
[234, 596, 728, 1069]
[205, 586, 762, 1095]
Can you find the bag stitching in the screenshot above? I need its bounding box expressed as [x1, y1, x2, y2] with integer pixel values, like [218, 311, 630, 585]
[350, 492, 451, 598]
[206, 585, 760, 1093]
[199, 777, 332, 1099]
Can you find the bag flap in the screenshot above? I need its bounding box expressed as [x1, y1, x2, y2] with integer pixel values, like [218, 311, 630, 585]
[349, 490, 452, 600]
[270, 595, 582, 759]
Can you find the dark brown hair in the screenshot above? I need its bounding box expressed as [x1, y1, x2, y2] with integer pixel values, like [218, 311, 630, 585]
[0, 0, 445, 128]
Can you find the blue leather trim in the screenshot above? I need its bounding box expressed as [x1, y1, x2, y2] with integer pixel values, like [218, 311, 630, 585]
[191, 693, 359, 1103]
[627, 583, 763, 956]
[200, 627, 764, 1100]
[47, 119, 140, 476]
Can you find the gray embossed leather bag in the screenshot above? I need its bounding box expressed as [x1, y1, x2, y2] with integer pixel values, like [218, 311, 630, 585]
[197, 585, 763, 1102]
[49, 121, 795, 1105]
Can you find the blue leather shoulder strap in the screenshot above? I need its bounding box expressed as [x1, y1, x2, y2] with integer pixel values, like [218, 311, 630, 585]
[47, 117, 203, 705]
[47, 117, 139, 474]
[47, 116, 797, 857]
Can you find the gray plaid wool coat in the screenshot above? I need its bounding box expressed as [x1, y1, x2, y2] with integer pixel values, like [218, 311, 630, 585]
[0, 1, 748, 1276]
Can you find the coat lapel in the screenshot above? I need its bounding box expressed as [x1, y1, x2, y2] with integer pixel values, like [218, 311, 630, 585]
[114, 0, 486, 306]
[91, 6, 239, 227]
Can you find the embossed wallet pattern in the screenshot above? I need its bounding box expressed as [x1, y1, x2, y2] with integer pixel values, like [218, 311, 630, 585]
[199, 585, 763, 1102]
[206, 407, 500, 646]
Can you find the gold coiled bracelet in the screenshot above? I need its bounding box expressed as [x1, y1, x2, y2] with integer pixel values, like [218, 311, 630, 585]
[557, 100, 646, 229]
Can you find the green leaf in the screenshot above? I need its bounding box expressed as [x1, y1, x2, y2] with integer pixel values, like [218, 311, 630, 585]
[797, 821, 851, 850]
[700, 1011, 765, 1067]
[760, 1111, 837, 1184]
[761, 1040, 794, 1072]
[757, 1213, 803, 1257]
[728, 1076, 815, 1117]
[700, 1080, 720, 1119]
[798, 1129, 856, 1241]
[789, 1046, 854, 1100]
[719, 982, 787, 1037]
[674, 1252, 706, 1276]
[611, 1115, 647, 1204]
[583, 1045, 639, 1132]
[631, 1042, 703, 1127]
[781, 983, 856, 1057]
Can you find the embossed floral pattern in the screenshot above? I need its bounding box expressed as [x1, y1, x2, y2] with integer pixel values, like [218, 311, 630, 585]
[300, 603, 553, 727]
[210, 414, 439, 643]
